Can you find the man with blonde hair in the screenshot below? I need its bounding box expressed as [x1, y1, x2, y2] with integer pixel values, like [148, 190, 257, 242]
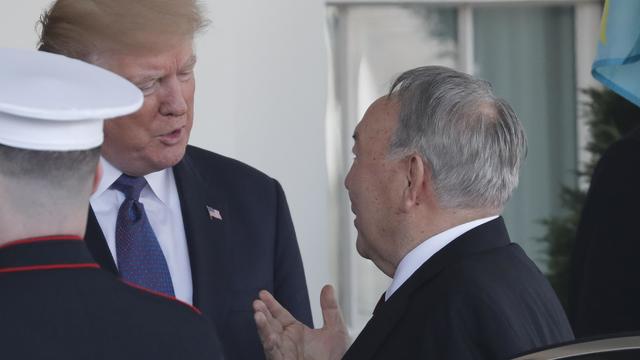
[0, 47, 222, 359]
[37, 1, 312, 358]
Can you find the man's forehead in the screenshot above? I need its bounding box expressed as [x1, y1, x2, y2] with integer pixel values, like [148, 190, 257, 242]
[353, 97, 399, 154]
[122, 52, 194, 68]
[96, 47, 196, 82]
[99, 40, 194, 65]
[358, 98, 398, 133]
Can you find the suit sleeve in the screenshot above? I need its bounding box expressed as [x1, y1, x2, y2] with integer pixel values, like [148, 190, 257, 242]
[271, 180, 314, 327]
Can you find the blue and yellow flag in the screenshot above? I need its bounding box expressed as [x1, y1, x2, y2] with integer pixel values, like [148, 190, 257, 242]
[592, 0, 640, 107]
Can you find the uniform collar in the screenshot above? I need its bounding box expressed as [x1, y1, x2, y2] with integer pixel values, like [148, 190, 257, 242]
[0, 236, 99, 272]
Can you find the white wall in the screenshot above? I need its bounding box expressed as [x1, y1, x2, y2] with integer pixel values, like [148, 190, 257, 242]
[0, 0, 332, 326]
[197, 1, 331, 327]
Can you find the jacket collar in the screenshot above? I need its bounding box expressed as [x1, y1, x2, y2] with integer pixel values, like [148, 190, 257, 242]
[0, 236, 99, 273]
[344, 217, 511, 359]
[172, 147, 231, 325]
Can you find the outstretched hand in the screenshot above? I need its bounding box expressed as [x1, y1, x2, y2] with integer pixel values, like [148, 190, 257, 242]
[253, 285, 350, 360]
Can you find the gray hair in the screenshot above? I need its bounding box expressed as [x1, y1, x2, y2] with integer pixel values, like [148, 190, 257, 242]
[388, 66, 527, 210]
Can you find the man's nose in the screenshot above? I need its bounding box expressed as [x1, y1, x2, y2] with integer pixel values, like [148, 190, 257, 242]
[159, 77, 188, 117]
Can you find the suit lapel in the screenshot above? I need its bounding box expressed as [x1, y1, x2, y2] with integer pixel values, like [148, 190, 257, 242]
[344, 290, 411, 359]
[173, 149, 231, 326]
[84, 207, 118, 274]
[343, 251, 451, 360]
[344, 217, 511, 359]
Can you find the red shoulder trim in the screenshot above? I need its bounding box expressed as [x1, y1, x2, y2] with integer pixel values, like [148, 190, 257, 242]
[0, 263, 100, 274]
[121, 280, 203, 315]
[0, 235, 83, 250]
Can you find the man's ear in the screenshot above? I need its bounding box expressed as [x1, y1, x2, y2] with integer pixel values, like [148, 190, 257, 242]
[402, 154, 427, 209]
[92, 161, 103, 195]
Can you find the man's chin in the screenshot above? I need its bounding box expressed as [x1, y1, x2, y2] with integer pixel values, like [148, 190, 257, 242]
[355, 238, 371, 260]
[136, 146, 188, 175]
[154, 148, 187, 170]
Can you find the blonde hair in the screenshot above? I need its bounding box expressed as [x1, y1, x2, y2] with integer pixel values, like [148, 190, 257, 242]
[37, 0, 209, 60]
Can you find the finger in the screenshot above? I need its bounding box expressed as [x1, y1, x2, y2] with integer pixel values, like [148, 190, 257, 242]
[259, 290, 298, 326]
[255, 312, 288, 360]
[253, 299, 276, 324]
[254, 300, 286, 357]
[320, 284, 347, 331]
[254, 310, 277, 350]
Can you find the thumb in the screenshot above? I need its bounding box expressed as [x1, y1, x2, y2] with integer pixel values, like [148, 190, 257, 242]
[320, 284, 346, 331]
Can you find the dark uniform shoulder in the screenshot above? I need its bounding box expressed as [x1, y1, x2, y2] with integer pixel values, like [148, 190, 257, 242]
[93, 272, 224, 359]
[117, 278, 205, 317]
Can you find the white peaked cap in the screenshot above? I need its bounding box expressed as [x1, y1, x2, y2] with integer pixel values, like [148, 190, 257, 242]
[0, 48, 143, 151]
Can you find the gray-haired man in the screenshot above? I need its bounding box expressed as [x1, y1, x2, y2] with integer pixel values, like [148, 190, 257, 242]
[253, 66, 574, 360]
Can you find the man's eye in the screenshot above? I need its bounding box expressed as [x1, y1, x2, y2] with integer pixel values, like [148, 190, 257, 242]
[178, 71, 193, 81]
[137, 80, 157, 94]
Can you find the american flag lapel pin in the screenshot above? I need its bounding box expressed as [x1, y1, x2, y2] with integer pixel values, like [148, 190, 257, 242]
[206, 205, 223, 221]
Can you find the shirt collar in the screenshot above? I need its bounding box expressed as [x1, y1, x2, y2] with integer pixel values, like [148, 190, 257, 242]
[145, 164, 173, 206]
[92, 157, 121, 200]
[91, 157, 172, 205]
[385, 215, 499, 300]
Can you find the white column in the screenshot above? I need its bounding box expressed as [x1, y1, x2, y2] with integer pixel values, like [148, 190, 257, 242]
[574, 2, 603, 187]
[457, 4, 475, 74]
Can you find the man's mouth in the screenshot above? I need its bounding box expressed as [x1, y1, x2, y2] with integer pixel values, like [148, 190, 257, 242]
[350, 206, 358, 226]
[158, 127, 184, 145]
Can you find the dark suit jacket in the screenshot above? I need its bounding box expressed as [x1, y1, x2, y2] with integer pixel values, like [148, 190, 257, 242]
[85, 145, 313, 359]
[343, 217, 574, 360]
[0, 236, 223, 359]
[569, 129, 640, 338]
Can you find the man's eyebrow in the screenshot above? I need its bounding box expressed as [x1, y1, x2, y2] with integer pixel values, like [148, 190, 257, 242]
[129, 74, 160, 85]
[181, 55, 197, 70]
[128, 56, 197, 83]
[352, 131, 358, 141]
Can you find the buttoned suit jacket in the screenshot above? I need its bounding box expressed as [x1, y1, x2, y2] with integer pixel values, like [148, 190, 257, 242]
[0, 236, 223, 360]
[343, 217, 574, 360]
[84, 145, 313, 359]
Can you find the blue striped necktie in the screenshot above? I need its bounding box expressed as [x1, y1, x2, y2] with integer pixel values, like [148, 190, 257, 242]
[112, 174, 175, 296]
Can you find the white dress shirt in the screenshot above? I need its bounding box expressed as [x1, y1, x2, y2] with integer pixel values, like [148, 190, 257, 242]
[385, 215, 499, 300]
[90, 157, 193, 304]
